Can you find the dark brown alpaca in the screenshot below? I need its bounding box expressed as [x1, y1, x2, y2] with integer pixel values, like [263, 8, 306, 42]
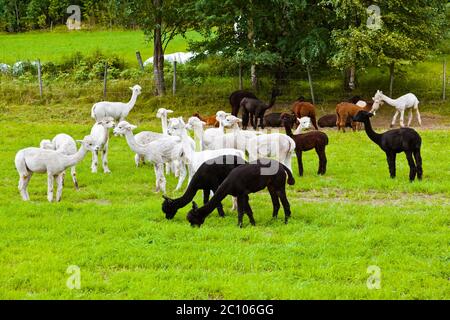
[291, 101, 318, 130]
[280, 113, 328, 176]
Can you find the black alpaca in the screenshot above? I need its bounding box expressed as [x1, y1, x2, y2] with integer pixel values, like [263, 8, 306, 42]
[229, 90, 257, 116]
[162, 155, 246, 219]
[353, 111, 423, 181]
[280, 113, 328, 176]
[240, 89, 280, 130]
[187, 159, 295, 228]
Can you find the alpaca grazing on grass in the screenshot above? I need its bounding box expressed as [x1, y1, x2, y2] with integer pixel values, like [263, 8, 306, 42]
[353, 111, 423, 181]
[162, 155, 246, 220]
[280, 113, 328, 176]
[187, 159, 295, 228]
[291, 99, 318, 130]
[15, 136, 99, 202]
[335, 102, 371, 132]
[240, 89, 280, 129]
[371, 90, 422, 128]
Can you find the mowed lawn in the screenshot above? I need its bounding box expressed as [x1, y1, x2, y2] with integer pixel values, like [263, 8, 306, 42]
[0, 106, 449, 299]
[0, 29, 199, 65]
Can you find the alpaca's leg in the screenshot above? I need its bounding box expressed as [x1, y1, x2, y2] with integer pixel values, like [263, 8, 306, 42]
[311, 115, 318, 130]
[391, 110, 399, 128]
[134, 154, 140, 167]
[405, 151, 417, 182]
[268, 185, 280, 219]
[102, 142, 111, 174]
[242, 111, 249, 130]
[174, 163, 186, 191]
[407, 108, 413, 127]
[413, 150, 423, 180]
[416, 108, 422, 126]
[386, 152, 396, 178]
[340, 114, 347, 133]
[316, 147, 327, 175]
[399, 110, 405, 127]
[91, 150, 98, 173]
[277, 188, 291, 224]
[56, 173, 64, 202]
[296, 150, 304, 176]
[71, 166, 79, 190]
[19, 174, 32, 201]
[153, 165, 160, 193]
[236, 195, 246, 228]
[155, 163, 166, 194]
[47, 173, 55, 202]
[250, 114, 256, 130]
[243, 195, 256, 226]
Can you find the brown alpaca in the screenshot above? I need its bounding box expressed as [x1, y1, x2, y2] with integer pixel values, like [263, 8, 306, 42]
[280, 113, 328, 176]
[335, 102, 371, 132]
[193, 112, 219, 127]
[291, 101, 318, 130]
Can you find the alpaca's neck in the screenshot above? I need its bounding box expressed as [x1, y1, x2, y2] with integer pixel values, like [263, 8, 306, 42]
[193, 126, 204, 151]
[127, 91, 138, 111]
[283, 123, 294, 138]
[161, 116, 168, 135]
[268, 96, 277, 108]
[180, 131, 195, 161]
[380, 94, 398, 107]
[362, 118, 382, 145]
[293, 124, 305, 135]
[218, 120, 226, 133]
[65, 146, 89, 167]
[195, 185, 229, 220]
[124, 131, 148, 155]
[172, 183, 199, 209]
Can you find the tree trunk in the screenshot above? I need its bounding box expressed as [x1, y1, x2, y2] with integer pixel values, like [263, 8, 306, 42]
[306, 65, 316, 105]
[344, 66, 356, 91]
[247, 11, 257, 91]
[153, 0, 165, 96]
[389, 62, 395, 97]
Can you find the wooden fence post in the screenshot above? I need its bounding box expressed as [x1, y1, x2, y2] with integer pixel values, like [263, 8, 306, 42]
[443, 59, 447, 101]
[103, 63, 108, 99]
[172, 61, 177, 95]
[37, 59, 43, 98]
[136, 51, 144, 71]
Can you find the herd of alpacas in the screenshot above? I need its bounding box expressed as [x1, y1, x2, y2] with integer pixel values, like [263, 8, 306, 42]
[14, 85, 424, 227]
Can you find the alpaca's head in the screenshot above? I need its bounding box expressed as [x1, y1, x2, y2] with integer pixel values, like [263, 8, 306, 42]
[280, 112, 297, 128]
[186, 116, 205, 131]
[77, 135, 101, 152]
[371, 90, 384, 114]
[215, 111, 230, 122]
[186, 201, 204, 227]
[40, 139, 55, 150]
[225, 115, 242, 127]
[130, 85, 142, 96]
[97, 117, 115, 129]
[353, 110, 374, 122]
[113, 121, 137, 136]
[162, 195, 178, 220]
[298, 116, 312, 130]
[156, 108, 174, 119]
[167, 117, 187, 137]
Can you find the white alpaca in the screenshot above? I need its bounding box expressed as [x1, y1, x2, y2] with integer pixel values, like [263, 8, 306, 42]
[91, 84, 142, 122]
[370, 90, 421, 127]
[246, 133, 296, 171]
[134, 108, 173, 167]
[168, 117, 245, 181]
[206, 115, 259, 153]
[40, 133, 80, 189]
[202, 111, 232, 150]
[90, 117, 115, 173]
[113, 121, 185, 194]
[15, 136, 99, 202]
[294, 117, 312, 134]
[186, 116, 206, 151]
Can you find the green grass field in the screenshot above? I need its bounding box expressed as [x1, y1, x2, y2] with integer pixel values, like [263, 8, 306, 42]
[0, 102, 449, 299]
[0, 28, 200, 66]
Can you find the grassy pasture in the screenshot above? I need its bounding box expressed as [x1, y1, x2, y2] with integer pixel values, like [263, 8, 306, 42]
[0, 102, 448, 299]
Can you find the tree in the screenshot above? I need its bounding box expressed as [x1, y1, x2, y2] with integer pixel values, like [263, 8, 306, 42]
[134, 0, 194, 96]
[327, 0, 448, 94]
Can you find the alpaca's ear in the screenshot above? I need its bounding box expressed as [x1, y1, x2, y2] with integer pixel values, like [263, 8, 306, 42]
[167, 110, 174, 113]
[192, 201, 198, 210]
[129, 124, 137, 130]
[368, 113, 374, 118]
[129, 87, 134, 90]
